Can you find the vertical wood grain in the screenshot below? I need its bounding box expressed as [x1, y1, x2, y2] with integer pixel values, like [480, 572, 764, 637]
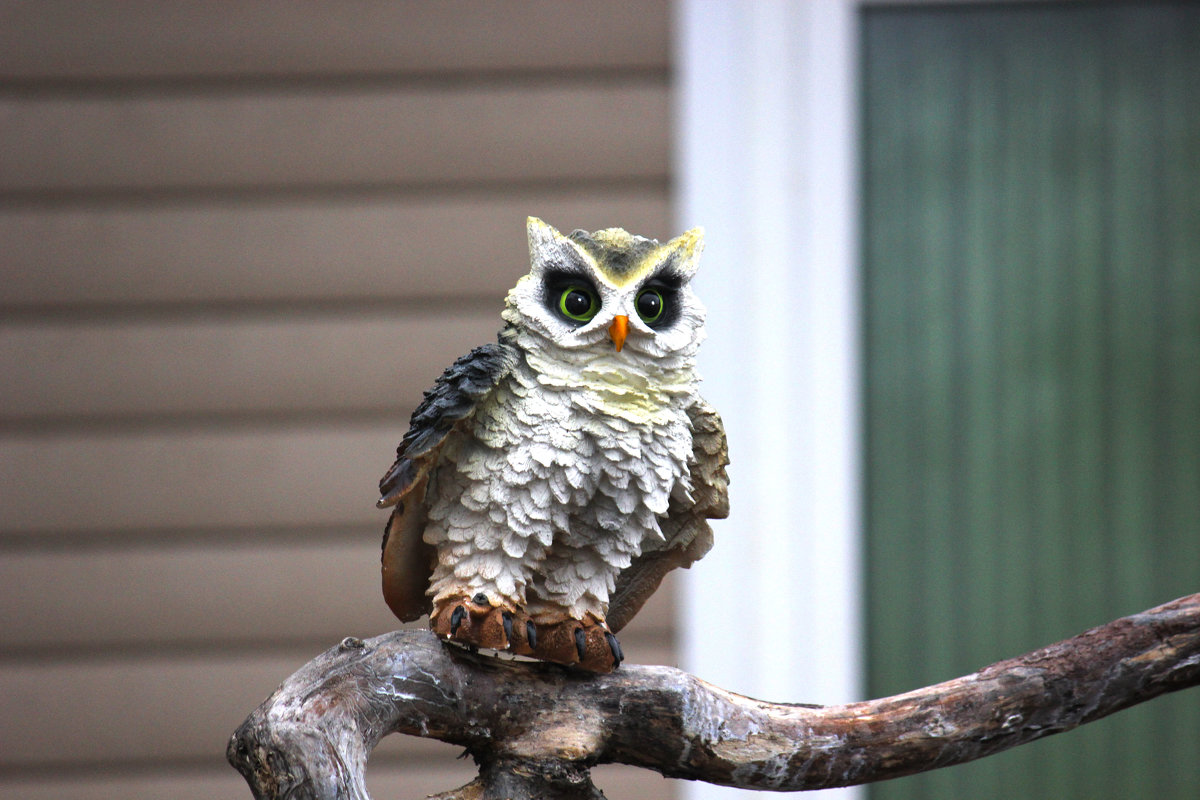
[862, 4, 1200, 799]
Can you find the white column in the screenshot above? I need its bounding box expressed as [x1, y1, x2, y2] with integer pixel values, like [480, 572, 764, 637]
[674, 1, 863, 797]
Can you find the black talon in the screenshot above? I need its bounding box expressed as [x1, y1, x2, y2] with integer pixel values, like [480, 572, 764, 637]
[605, 632, 624, 667]
[502, 611, 515, 646]
[449, 605, 466, 636]
[574, 628, 587, 661]
[526, 621, 538, 649]
[472, 592, 489, 606]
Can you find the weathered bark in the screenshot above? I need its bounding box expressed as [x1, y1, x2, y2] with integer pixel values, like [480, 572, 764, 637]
[229, 592, 1200, 799]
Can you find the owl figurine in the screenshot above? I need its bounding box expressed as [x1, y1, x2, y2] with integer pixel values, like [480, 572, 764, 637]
[378, 217, 729, 672]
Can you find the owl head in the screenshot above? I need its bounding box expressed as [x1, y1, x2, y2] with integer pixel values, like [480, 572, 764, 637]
[502, 217, 707, 365]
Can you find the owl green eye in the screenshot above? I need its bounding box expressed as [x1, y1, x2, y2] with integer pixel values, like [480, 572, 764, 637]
[558, 285, 600, 322]
[635, 288, 665, 324]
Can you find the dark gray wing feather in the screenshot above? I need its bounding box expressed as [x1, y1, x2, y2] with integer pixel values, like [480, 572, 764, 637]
[378, 342, 518, 508]
[378, 340, 517, 623]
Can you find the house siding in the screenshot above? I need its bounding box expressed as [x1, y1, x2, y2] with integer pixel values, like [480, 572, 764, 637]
[0, 3, 679, 798]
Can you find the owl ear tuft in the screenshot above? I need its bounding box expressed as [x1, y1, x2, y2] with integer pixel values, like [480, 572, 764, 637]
[661, 226, 705, 276]
[526, 216, 560, 248]
[526, 216, 590, 274]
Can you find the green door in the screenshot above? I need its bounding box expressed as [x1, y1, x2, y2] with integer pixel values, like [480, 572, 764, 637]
[862, 3, 1200, 798]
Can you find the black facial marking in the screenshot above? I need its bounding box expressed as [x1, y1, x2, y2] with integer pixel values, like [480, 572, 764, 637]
[543, 268, 596, 291]
[449, 605, 466, 635]
[526, 621, 538, 649]
[649, 267, 686, 290]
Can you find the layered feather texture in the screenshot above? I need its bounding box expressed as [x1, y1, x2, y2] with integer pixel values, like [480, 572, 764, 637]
[421, 340, 698, 619]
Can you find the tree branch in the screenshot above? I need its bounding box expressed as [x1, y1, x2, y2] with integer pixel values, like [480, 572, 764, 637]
[228, 592, 1200, 799]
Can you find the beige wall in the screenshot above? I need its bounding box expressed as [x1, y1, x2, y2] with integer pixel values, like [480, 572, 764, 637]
[0, 3, 680, 797]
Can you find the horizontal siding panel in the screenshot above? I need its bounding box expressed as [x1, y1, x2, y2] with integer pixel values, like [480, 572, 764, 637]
[1, 425, 730, 576]
[2, 763, 480, 800]
[0, 424, 394, 536]
[0, 539, 677, 652]
[0, 191, 670, 309]
[0, 759, 674, 800]
[0, 537, 404, 652]
[0, 652, 471, 767]
[0, 0, 669, 80]
[0, 642, 676, 769]
[0, 83, 669, 194]
[588, 765, 679, 800]
[0, 650, 367, 767]
[2, 771, 256, 800]
[0, 311, 499, 422]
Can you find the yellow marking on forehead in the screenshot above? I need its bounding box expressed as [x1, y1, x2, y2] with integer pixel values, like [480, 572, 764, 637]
[528, 217, 703, 289]
[599, 250, 664, 288]
[576, 227, 700, 289]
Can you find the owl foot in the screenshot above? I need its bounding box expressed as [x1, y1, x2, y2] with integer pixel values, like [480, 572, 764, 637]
[530, 615, 623, 673]
[431, 593, 536, 656]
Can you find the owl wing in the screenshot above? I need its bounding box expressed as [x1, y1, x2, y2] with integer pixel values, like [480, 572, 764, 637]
[605, 397, 730, 633]
[378, 341, 518, 622]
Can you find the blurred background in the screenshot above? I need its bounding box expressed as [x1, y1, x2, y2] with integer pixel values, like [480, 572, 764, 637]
[0, 2, 1196, 800]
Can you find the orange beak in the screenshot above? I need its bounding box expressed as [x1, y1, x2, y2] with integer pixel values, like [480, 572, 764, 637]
[608, 314, 629, 352]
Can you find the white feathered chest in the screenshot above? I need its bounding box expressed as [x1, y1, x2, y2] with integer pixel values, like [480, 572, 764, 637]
[423, 347, 697, 618]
